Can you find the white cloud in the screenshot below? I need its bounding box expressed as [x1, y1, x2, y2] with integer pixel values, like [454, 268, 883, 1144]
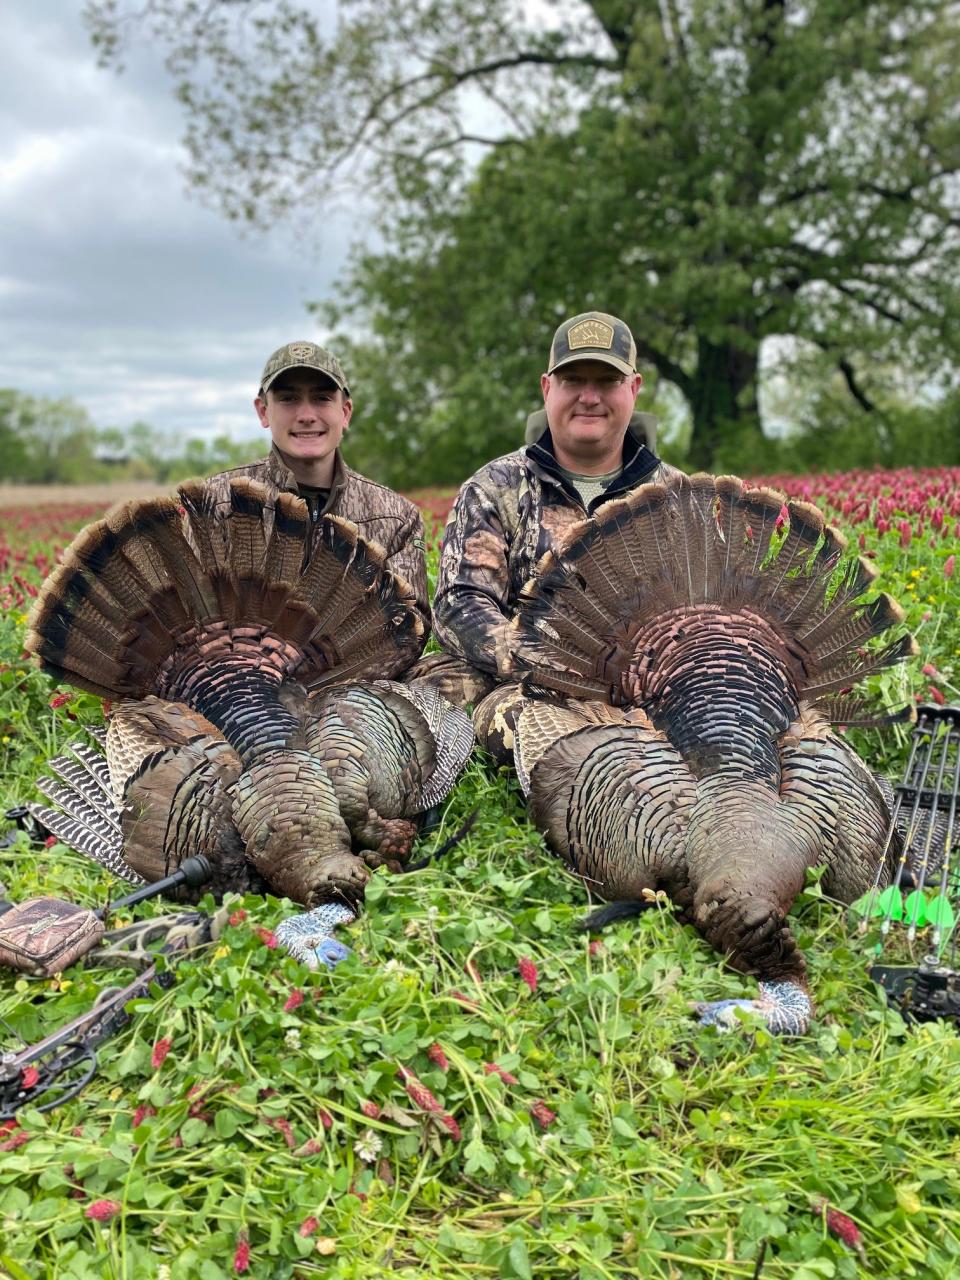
[0, 0, 366, 455]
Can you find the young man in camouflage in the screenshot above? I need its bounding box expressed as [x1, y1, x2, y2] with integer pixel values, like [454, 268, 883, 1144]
[205, 340, 429, 633]
[412, 311, 677, 756]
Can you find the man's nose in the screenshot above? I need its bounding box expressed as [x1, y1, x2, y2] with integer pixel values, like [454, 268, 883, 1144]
[296, 398, 317, 420]
[578, 383, 602, 403]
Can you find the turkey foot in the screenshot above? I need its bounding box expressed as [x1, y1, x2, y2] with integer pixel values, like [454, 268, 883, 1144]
[694, 980, 812, 1036]
[276, 902, 356, 970]
[356, 813, 419, 870]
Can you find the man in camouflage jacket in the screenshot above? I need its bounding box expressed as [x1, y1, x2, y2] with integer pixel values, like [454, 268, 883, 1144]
[205, 340, 430, 634]
[413, 311, 677, 754]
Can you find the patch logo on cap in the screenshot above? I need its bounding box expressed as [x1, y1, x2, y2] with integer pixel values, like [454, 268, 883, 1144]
[289, 342, 315, 362]
[567, 319, 614, 351]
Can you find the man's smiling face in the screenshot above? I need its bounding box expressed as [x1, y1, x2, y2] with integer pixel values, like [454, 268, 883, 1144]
[540, 359, 642, 468]
[255, 369, 352, 468]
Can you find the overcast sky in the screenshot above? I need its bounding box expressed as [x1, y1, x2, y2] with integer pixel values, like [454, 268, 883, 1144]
[0, 1, 362, 459]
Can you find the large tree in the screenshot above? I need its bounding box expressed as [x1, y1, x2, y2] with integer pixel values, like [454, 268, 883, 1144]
[89, 0, 960, 474]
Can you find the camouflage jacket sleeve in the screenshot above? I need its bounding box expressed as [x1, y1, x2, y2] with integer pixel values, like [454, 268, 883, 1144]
[382, 504, 430, 635]
[432, 477, 516, 676]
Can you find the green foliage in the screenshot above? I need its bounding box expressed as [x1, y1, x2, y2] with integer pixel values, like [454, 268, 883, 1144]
[84, 0, 960, 483]
[0, 390, 101, 484]
[0, 390, 261, 487]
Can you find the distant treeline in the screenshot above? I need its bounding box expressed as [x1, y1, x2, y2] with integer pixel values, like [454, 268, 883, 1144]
[0, 390, 260, 486]
[3, 383, 960, 491]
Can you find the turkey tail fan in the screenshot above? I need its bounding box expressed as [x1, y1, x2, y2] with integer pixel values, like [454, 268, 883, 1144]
[674, 472, 728, 603]
[512, 473, 914, 710]
[737, 487, 792, 578]
[512, 653, 611, 704]
[554, 502, 650, 615]
[799, 589, 905, 673]
[178, 478, 311, 627]
[26, 479, 425, 702]
[776, 517, 848, 625]
[25, 497, 212, 700]
[291, 517, 424, 683]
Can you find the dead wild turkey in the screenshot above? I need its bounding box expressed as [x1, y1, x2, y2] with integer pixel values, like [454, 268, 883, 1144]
[505, 472, 915, 1034]
[24, 478, 473, 962]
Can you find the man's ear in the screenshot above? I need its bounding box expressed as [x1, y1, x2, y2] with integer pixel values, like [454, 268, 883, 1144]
[254, 396, 270, 429]
[540, 372, 551, 404]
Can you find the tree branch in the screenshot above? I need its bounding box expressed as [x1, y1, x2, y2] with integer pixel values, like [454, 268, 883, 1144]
[780, 171, 960, 206]
[635, 339, 694, 399]
[837, 357, 877, 413]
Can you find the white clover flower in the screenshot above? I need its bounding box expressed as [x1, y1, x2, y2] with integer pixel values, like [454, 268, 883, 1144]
[285, 1028, 302, 1050]
[354, 1129, 383, 1163]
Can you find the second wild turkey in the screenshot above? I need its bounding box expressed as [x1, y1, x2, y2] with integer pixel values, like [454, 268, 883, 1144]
[505, 472, 915, 1034]
[24, 478, 473, 962]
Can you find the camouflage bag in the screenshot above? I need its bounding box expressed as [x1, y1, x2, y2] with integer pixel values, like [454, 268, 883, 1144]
[0, 897, 105, 977]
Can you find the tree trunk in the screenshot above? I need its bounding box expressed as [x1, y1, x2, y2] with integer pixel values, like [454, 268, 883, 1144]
[686, 337, 762, 472]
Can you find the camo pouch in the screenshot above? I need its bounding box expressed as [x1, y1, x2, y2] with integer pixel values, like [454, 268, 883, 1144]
[0, 898, 104, 977]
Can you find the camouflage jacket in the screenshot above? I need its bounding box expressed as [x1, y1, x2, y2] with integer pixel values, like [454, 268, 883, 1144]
[204, 448, 430, 631]
[433, 427, 678, 675]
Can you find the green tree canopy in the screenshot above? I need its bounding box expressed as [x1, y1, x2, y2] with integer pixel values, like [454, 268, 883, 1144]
[0, 391, 101, 484]
[88, 0, 960, 477]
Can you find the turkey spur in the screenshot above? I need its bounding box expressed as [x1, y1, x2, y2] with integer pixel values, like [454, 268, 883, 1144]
[507, 472, 915, 1035]
[24, 478, 473, 925]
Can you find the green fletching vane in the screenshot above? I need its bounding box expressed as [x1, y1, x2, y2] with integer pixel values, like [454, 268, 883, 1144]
[877, 885, 904, 920]
[848, 892, 874, 917]
[903, 891, 928, 927]
[925, 896, 956, 931]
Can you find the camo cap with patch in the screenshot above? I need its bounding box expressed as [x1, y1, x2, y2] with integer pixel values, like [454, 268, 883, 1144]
[547, 311, 637, 378]
[259, 341, 350, 396]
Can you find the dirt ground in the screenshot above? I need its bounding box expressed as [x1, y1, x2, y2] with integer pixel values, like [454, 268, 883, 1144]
[0, 482, 172, 509]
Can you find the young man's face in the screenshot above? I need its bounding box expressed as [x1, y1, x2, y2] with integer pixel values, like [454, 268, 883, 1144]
[254, 369, 352, 468]
[540, 359, 642, 460]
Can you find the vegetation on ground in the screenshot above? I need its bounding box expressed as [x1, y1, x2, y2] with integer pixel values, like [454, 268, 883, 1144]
[0, 469, 958, 1278]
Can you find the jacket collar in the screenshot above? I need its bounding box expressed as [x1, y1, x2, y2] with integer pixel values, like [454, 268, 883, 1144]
[267, 446, 347, 512]
[526, 426, 661, 503]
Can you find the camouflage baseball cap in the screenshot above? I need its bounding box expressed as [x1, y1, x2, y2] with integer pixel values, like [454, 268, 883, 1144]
[547, 311, 637, 377]
[259, 341, 350, 396]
